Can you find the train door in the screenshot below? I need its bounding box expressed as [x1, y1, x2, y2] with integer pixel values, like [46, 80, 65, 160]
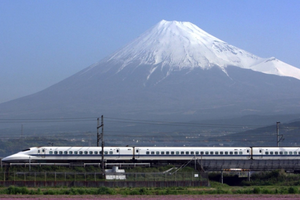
[116, 148, 120, 159]
[135, 148, 140, 159]
[259, 148, 264, 159]
[42, 148, 46, 158]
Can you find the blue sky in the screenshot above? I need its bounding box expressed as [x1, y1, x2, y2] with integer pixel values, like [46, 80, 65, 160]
[1, 0, 300, 103]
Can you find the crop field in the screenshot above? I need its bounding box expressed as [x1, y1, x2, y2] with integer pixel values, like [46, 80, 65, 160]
[1, 194, 300, 200]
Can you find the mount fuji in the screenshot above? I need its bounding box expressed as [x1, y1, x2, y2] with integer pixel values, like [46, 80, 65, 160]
[1, 20, 300, 120]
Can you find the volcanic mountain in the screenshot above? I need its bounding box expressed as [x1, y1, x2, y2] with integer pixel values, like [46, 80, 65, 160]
[1, 20, 300, 120]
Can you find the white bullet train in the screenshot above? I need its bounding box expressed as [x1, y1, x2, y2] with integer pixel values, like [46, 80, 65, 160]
[2, 146, 300, 163]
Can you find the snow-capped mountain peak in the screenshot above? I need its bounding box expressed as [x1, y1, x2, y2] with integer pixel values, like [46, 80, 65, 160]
[98, 20, 300, 80]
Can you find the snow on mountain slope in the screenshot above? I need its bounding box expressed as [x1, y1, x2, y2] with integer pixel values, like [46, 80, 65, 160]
[93, 20, 300, 81]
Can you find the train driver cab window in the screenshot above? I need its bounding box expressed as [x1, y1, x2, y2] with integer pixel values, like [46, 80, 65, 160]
[230, 152, 233, 155]
[146, 151, 149, 155]
[161, 151, 165, 155]
[156, 151, 159, 155]
[225, 152, 228, 155]
[151, 151, 155, 155]
[69, 151, 73, 154]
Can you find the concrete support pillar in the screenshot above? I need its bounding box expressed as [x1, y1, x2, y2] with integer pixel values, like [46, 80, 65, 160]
[220, 170, 223, 184]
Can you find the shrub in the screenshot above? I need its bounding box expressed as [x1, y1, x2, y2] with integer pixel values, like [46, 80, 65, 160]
[253, 187, 261, 194]
[288, 187, 298, 194]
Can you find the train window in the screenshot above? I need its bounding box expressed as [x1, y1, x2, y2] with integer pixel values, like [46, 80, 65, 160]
[289, 151, 292, 155]
[79, 151, 83, 155]
[284, 152, 287, 155]
[109, 151, 113, 155]
[230, 152, 233, 155]
[181, 151, 184, 155]
[280, 152, 283, 155]
[84, 151, 88, 155]
[265, 152, 269, 155]
[275, 152, 278, 155]
[74, 151, 78, 155]
[69, 151, 73, 154]
[186, 151, 189, 155]
[64, 151, 67, 154]
[225, 152, 228, 155]
[136, 150, 139, 153]
[201, 151, 204, 155]
[215, 152, 218, 155]
[94, 151, 98, 154]
[59, 151, 63, 155]
[294, 151, 297, 155]
[116, 150, 119, 153]
[161, 151, 165, 155]
[234, 152, 238, 155]
[38, 150, 40, 153]
[49, 151, 53, 154]
[166, 151, 170, 155]
[100, 151, 102, 154]
[259, 150, 262, 153]
[247, 150, 249, 153]
[239, 152, 243, 155]
[89, 151, 93, 154]
[171, 151, 174, 155]
[54, 151, 58, 154]
[210, 151, 213, 155]
[156, 151, 159, 155]
[176, 151, 179, 155]
[151, 151, 155, 155]
[105, 151, 108, 155]
[42, 149, 45, 153]
[191, 151, 194, 155]
[206, 151, 210, 155]
[196, 151, 199, 155]
[270, 152, 273, 155]
[220, 152, 223, 155]
[146, 151, 149, 155]
[299, 152, 300, 155]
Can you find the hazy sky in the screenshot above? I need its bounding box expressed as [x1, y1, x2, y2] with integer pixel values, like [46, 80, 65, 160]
[1, 0, 300, 103]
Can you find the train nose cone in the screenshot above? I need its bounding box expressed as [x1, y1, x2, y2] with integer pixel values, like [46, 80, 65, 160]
[2, 154, 30, 163]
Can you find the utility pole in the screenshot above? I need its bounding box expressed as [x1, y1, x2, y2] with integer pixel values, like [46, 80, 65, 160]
[97, 115, 105, 176]
[277, 122, 284, 147]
